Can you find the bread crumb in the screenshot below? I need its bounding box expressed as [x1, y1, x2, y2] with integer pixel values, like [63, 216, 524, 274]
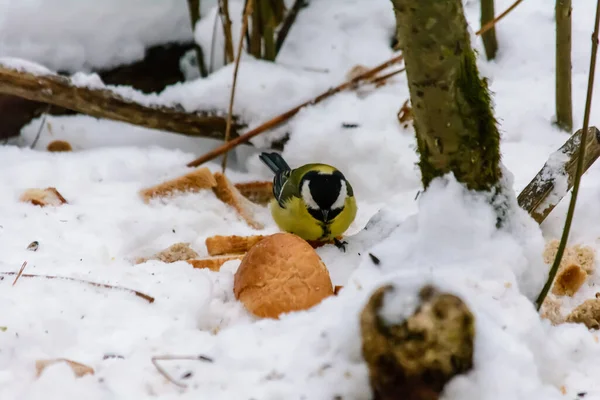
[20, 187, 68, 207]
[543, 240, 596, 297]
[46, 140, 73, 152]
[212, 172, 264, 230]
[566, 298, 600, 330]
[139, 167, 217, 203]
[234, 181, 273, 205]
[552, 264, 588, 296]
[36, 359, 94, 378]
[205, 234, 266, 256]
[136, 242, 199, 264]
[540, 296, 565, 325]
[187, 255, 244, 271]
[544, 239, 596, 274]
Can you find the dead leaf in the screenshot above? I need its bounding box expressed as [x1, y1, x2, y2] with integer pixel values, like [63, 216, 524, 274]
[397, 99, 413, 124]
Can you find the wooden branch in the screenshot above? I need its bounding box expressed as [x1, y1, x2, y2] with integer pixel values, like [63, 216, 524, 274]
[476, 0, 524, 36]
[361, 285, 475, 400]
[0, 272, 154, 303]
[186, 53, 404, 167]
[0, 64, 245, 140]
[275, 0, 307, 55]
[0, 42, 198, 141]
[517, 127, 600, 224]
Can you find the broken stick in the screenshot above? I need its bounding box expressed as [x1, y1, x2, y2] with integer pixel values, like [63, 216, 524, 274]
[517, 126, 600, 224]
[186, 53, 404, 167]
[0, 64, 244, 140]
[361, 285, 475, 400]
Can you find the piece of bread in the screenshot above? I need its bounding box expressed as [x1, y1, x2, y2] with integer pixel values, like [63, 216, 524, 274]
[212, 172, 264, 230]
[46, 140, 73, 152]
[139, 167, 217, 203]
[135, 242, 199, 264]
[540, 296, 565, 325]
[552, 264, 588, 296]
[233, 233, 333, 319]
[35, 359, 94, 378]
[566, 298, 600, 330]
[20, 187, 68, 207]
[187, 255, 244, 272]
[234, 181, 274, 205]
[544, 239, 596, 274]
[205, 234, 266, 256]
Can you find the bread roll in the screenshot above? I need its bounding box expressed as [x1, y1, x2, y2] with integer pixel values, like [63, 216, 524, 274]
[233, 233, 333, 318]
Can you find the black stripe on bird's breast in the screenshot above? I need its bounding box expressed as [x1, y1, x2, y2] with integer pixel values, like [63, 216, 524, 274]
[307, 207, 344, 222]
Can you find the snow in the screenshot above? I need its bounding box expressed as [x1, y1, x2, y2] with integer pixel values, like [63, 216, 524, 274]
[3, 0, 600, 399]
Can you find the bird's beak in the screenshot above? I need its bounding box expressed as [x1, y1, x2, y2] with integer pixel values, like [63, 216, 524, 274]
[321, 210, 329, 222]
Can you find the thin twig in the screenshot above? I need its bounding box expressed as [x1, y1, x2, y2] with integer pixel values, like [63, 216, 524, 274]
[0, 272, 155, 303]
[370, 67, 406, 86]
[476, 0, 524, 36]
[222, 0, 254, 172]
[536, 0, 600, 310]
[151, 354, 214, 388]
[187, 53, 404, 167]
[12, 261, 28, 286]
[209, 9, 220, 73]
[30, 109, 49, 150]
[275, 0, 307, 56]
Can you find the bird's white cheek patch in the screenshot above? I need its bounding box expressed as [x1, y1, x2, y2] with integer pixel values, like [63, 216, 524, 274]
[301, 180, 320, 210]
[332, 180, 347, 210]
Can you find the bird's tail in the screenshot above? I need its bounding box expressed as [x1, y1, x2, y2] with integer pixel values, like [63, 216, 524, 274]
[259, 152, 291, 174]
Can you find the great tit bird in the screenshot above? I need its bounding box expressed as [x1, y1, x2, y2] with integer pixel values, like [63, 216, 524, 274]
[259, 152, 357, 251]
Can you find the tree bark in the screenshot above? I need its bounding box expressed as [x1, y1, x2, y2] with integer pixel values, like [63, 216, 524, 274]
[391, 0, 502, 192]
[361, 285, 475, 400]
[555, 0, 573, 132]
[517, 127, 600, 224]
[0, 65, 244, 140]
[480, 0, 498, 60]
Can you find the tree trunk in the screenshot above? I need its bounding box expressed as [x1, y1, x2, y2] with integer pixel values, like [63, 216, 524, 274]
[480, 0, 498, 60]
[391, 0, 502, 192]
[555, 0, 573, 132]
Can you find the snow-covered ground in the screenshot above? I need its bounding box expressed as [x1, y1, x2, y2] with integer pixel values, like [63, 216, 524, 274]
[2, 0, 600, 399]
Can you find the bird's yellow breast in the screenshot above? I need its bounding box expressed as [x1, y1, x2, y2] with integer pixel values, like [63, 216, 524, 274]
[269, 196, 357, 242]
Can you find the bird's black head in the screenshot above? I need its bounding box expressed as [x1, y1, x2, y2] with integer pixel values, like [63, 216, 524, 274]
[300, 170, 351, 222]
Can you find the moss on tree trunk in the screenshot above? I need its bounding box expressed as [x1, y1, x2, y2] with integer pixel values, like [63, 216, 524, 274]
[391, 0, 502, 192]
[555, 0, 573, 132]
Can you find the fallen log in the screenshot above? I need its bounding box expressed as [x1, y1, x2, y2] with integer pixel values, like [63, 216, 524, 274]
[0, 42, 199, 141]
[0, 62, 245, 141]
[361, 285, 475, 400]
[517, 126, 600, 224]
